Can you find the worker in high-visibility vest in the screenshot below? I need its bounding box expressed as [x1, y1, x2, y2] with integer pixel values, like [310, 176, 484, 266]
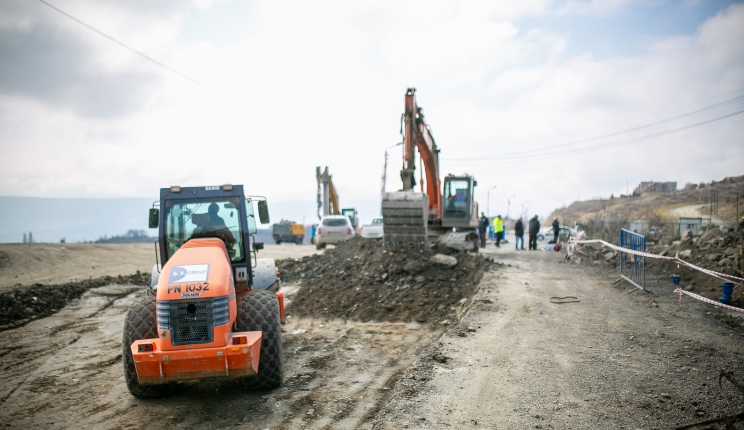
[493, 215, 504, 248]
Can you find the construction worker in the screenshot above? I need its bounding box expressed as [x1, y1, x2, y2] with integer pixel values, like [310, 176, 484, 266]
[203, 203, 236, 248]
[478, 212, 489, 248]
[514, 217, 525, 250]
[528, 215, 541, 250]
[493, 215, 504, 248]
[552, 218, 560, 244]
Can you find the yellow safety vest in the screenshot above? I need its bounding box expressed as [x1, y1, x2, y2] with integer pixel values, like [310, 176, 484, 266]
[493, 218, 503, 233]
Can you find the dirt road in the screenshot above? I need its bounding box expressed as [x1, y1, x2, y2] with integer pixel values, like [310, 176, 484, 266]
[668, 204, 728, 227]
[373, 247, 744, 429]
[1, 243, 742, 429]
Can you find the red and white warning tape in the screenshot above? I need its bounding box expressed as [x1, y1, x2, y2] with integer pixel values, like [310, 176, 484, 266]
[572, 239, 676, 260]
[675, 288, 744, 313]
[569, 239, 744, 285]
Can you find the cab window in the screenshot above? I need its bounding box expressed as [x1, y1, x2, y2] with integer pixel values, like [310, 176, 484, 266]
[443, 179, 470, 219]
[245, 198, 257, 234]
[163, 197, 244, 262]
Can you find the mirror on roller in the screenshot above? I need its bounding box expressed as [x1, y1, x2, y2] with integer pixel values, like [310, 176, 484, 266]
[257, 201, 270, 224]
[148, 208, 159, 228]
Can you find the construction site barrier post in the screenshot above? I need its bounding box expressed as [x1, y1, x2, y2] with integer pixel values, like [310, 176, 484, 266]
[617, 228, 646, 293]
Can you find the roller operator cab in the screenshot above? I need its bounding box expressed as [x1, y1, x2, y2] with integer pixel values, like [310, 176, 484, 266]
[122, 184, 285, 399]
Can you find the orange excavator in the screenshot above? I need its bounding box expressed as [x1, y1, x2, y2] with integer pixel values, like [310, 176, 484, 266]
[123, 184, 284, 398]
[382, 88, 480, 252]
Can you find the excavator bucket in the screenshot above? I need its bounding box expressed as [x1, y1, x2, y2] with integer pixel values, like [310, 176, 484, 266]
[382, 191, 429, 252]
[444, 231, 480, 252]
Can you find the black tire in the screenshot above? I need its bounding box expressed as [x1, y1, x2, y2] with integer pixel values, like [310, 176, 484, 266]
[316, 242, 323, 250]
[236, 290, 283, 389]
[276, 240, 282, 245]
[537, 234, 544, 242]
[122, 296, 176, 398]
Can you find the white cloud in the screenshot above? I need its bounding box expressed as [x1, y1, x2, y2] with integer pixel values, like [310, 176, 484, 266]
[558, 0, 636, 17]
[0, 0, 742, 224]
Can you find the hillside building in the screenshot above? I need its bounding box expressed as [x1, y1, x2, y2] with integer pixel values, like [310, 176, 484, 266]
[633, 181, 677, 195]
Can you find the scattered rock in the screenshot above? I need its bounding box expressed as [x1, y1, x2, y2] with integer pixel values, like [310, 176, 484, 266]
[430, 254, 458, 268]
[679, 250, 692, 258]
[700, 227, 721, 243]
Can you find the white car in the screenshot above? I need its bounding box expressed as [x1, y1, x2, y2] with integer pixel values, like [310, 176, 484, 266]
[538, 226, 579, 242]
[360, 218, 384, 239]
[316, 215, 355, 249]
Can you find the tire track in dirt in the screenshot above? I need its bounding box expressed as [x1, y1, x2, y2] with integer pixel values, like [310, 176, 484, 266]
[0, 283, 445, 430]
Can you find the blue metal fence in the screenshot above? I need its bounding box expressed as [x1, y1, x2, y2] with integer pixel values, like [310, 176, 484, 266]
[619, 228, 646, 293]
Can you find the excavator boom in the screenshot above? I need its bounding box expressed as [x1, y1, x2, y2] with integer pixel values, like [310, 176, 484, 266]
[317, 166, 340, 218]
[401, 88, 442, 218]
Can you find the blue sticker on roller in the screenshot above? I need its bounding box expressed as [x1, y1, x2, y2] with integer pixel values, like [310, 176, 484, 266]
[168, 264, 210, 283]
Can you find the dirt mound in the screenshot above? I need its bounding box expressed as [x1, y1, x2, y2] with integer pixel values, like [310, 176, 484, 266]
[277, 238, 492, 323]
[0, 272, 149, 330]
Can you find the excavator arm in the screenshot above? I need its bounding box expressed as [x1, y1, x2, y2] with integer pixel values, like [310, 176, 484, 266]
[317, 166, 340, 218]
[401, 88, 442, 219]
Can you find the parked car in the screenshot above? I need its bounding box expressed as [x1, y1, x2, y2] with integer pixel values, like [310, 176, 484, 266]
[538, 226, 579, 242]
[316, 215, 355, 249]
[360, 218, 384, 239]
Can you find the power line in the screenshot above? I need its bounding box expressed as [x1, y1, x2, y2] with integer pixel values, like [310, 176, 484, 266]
[445, 109, 744, 165]
[483, 87, 744, 150]
[449, 95, 744, 162]
[38, 0, 223, 95]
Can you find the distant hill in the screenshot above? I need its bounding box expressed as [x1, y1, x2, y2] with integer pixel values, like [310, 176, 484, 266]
[0, 196, 157, 243]
[0, 196, 313, 244]
[547, 175, 744, 241]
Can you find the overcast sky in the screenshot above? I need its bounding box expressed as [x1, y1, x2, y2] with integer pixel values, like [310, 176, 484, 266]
[1, 0, 743, 225]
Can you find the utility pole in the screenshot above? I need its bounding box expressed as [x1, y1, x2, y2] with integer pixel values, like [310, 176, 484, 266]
[380, 142, 403, 208]
[507, 195, 516, 220]
[487, 186, 497, 218]
[734, 192, 739, 230]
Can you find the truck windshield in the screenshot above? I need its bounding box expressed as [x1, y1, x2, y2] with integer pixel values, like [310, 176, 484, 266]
[163, 197, 244, 263]
[443, 179, 470, 219]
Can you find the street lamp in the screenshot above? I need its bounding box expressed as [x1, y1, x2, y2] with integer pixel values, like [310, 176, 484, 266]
[486, 186, 497, 217]
[381, 142, 403, 211]
[507, 195, 516, 220]
[521, 200, 530, 220]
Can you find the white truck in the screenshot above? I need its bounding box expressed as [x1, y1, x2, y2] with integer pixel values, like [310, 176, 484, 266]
[360, 218, 384, 239]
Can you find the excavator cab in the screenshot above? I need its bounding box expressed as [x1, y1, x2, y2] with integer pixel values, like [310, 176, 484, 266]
[442, 175, 477, 228]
